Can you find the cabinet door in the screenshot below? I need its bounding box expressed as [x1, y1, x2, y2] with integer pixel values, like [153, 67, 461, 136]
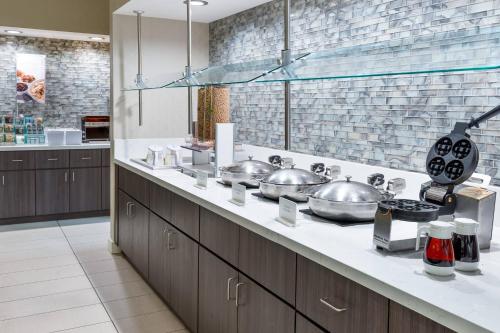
[200, 208, 239, 267]
[118, 191, 133, 257]
[35, 150, 69, 169]
[102, 167, 110, 210]
[148, 213, 169, 299]
[239, 227, 296, 304]
[130, 200, 149, 279]
[171, 193, 199, 240]
[0, 151, 35, 170]
[118, 166, 149, 207]
[389, 301, 455, 333]
[198, 247, 238, 333]
[237, 274, 295, 333]
[0, 171, 36, 219]
[70, 168, 101, 212]
[167, 224, 198, 333]
[36, 169, 69, 216]
[296, 255, 388, 333]
[70, 149, 102, 168]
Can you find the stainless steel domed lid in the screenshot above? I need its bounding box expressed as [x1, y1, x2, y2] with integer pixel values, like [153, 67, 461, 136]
[312, 175, 382, 203]
[262, 165, 330, 185]
[221, 156, 275, 175]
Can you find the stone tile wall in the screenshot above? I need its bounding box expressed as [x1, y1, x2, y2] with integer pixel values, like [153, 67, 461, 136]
[209, 0, 500, 185]
[0, 36, 110, 128]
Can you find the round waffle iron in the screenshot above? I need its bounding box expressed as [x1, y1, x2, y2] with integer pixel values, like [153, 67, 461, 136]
[378, 199, 440, 222]
[426, 129, 479, 186]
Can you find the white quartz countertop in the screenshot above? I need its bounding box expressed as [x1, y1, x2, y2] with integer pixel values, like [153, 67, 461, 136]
[0, 142, 110, 151]
[114, 141, 500, 333]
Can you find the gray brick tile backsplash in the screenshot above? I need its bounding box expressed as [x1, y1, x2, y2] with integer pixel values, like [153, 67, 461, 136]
[209, 0, 500, 185]
[0, 36, 110, 128]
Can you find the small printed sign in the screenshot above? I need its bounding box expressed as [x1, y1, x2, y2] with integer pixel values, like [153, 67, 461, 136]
[229, 183, 246, 206]
[194, 171, 209, 189]
[275, 196, 297, 227]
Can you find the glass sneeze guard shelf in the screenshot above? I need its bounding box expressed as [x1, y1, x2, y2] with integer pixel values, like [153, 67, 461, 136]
[257, 26, 500, 83]
[123, 26, 500, 90]
[166, 57, 285, 88]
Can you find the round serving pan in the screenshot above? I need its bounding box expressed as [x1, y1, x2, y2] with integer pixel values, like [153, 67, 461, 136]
[220, 156, 276, 188]
[220, 171, 268, 188]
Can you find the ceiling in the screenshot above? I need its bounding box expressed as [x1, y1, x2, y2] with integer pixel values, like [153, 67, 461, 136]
[114, 0, 273, 23]
[0, 26, 109, 42]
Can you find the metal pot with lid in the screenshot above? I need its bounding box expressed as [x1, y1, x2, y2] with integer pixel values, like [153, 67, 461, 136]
[220, 156, 276, 188]
[259, 164, 331, 202]
[308, 175, 406, 222]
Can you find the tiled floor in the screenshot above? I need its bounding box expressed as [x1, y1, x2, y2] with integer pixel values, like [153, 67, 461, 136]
[0, 217, 188, 333]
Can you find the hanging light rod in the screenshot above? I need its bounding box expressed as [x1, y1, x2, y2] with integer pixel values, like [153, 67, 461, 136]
[183, 0, 208, 6]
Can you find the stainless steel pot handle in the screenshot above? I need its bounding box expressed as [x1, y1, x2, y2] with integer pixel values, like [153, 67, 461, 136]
[320, 297, 347, 313]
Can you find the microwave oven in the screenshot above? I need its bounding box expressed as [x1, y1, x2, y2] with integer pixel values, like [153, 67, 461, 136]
[81, 116, 110, 142]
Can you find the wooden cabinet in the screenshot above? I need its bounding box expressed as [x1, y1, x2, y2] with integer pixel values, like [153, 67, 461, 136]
[70, 149, 102, 168]
[296, 313, 326, 333]
[36, 169, 69, 216]
[101, 167, 110, 210]
[171, 193, 199, 240]
[118, 166, 149, 207]
[102, 149, 110, 167]
[389, 301, 455, 333]
[200, 208, 239, 266]
[0, 171, 36, 219]
[296, 255, 388, 333]
[0, 151, 35, 170]
[35, 150, 69, 169]
[198, 247, 238, 333]
[150, 182, 173, 222]
[239, 227, 296, 305]
[70, 168, 101, 212]
[168, 223, 199, 333]
[237, 274, 295, 333]
[118, 190, 149, 279]
[148, 213, 198, 332]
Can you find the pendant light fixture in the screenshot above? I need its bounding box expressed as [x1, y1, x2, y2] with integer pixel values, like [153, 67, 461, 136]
[134, 10, 145, 126]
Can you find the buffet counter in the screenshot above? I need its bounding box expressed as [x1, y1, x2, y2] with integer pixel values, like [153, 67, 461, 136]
[114, 139, 500, 333]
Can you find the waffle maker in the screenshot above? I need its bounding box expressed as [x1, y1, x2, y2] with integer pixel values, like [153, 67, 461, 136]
[374, 105, 500, 252]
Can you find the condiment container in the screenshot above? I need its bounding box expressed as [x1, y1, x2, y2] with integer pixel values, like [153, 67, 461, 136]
[452, 218, 480, 272]
[416, 221, 455, 276]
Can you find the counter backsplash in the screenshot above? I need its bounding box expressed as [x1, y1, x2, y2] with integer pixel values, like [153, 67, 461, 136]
[209, 0, 500, 185]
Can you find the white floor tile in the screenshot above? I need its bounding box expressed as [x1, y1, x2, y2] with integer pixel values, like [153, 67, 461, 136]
[0, 264, 85, 288]
[95, 280, 154, 303]
[0, 254, 78, 275]
[0, 304, 111, 333]
[80, 257, 130, 275]
[65, 233, 110, 246]
[75, 248, 116, 263]
[0, 288, 100, 320]
[104, 294, 167, 321]
[0, 275, 92, 303]
[54, 322, 117, 333]
[0, 238, 69, 254]
[87, 268, 142, 288]
[114, 309, 185, 333]
[0, 243, 73, 264]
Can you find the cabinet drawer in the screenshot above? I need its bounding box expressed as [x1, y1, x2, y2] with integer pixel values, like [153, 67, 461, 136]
[70, 149, 102, 168]
[102, 149, 110, 166]
[296, 255, 388, 333]
[200, 208, 239, 267]
[118, 166, 150, 207]
[389, 301, 455, 333]
[239, 227, 296, 305]
[296, 313, 326, 333]
[171, 193, 199, 240]
[0, 151, 35, 170]
[35, 150, 69, 169]
[150, 182, 173, 222]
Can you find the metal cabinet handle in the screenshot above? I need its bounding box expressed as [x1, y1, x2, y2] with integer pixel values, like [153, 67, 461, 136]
[129, 203, 135, 217]
[64, 172, 68, 183]
[226, 277, 236, 301]
[80, 157, 92, 160]
[47, 158, 58, 161]
[11, 159, 23, 162]
[1, 175, 4, 186]
[72, 171, 75, 182]
[167, 230, 175, 250]
[320, 298, 347, 313]
[235, 282, 245, 307]
[126, 202, 132, 216]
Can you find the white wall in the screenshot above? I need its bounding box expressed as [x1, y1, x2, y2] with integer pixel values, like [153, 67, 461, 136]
[112, 14, 209, 139]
